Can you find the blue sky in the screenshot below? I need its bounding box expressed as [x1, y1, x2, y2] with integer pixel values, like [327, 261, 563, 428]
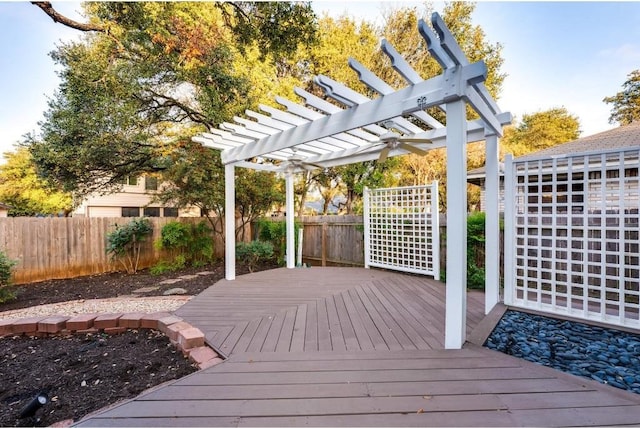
[1, 1, 639, 160]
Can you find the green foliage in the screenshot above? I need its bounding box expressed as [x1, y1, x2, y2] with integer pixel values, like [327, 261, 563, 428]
[256, 219, 300, 265]
[501, 107, 581, 158]
[154, 220, 214, 272]
[236, 240, 274, 273]
[604, 69, 640, 125]
[440, 212, 502, 290]
[0, 148, 72, 216]
[466, 212, 486, 290]
[153, 142, 225, 234]
[0, 250, 17, 303]
[334, 158, 400, 214]
[150, 255, 186, 275]
[235, 170, 285, 240]
[106, 218, 153, 274]
[29, 2, 317, 199]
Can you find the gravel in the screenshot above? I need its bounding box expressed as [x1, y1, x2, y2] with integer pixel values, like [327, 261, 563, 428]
[486, 310, 640, 394]
[0, 296, 191, 321]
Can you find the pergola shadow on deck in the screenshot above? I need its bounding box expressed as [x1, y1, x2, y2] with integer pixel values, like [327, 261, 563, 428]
[76, 268, 640, 427]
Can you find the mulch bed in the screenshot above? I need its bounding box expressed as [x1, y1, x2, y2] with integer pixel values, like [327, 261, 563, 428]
[0, 330, 197, 427]
[0, 261, 278, 426]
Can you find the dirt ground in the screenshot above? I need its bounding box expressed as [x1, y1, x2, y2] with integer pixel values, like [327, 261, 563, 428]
[0, 329, 197, 427]
[0, 261, 277, 426]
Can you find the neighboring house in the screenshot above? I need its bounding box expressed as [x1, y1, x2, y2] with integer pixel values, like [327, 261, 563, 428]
[468, 121, 640, 213]
[0, 202, 11, 217]
[72, 175, 201, 218]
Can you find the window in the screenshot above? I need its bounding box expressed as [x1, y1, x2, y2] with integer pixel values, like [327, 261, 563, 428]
[143, 207, 160, 217]
[163, 207, 179, 217]
[145, 176, 158, 191]
[122, 207, 140, 217]
[118, 176, 138, 186]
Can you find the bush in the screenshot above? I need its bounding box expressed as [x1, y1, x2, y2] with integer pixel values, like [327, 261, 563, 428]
[466, 212, 486, 290]
[153, 221, 214, 274]
[255, 219, 300, 265]
[236, 240, 274, 273]
[439, 212, 498, 290]
[106, 218, 153, 274]
[0, 250, 17, 303]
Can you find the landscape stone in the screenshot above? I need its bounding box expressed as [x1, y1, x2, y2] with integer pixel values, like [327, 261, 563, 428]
[132, 286, 159, 294]
[486, 310, 640, 395]
[158, 278, 183, 285]
[163, 287, 188, 296]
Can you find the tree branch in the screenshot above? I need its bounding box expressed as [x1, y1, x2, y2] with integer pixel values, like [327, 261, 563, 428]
[32, 2, 105, 32]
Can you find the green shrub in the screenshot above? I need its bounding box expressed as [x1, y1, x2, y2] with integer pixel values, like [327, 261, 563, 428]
[255, 219, 300, 265]
[466, 212, 486, 290]
[106, 218, 153, 274]
[236, 240, 274, 272]
[0, 250, 17, 303]
[154, 221, 214, 272]
[439, 212, 498, 290]
[150, 254, 187, 275]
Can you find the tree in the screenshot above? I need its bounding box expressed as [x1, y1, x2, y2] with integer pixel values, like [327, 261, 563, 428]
[29, 2, 317, 198]
[501, 107, 581, 158]
[604, 69, 640, 125]
[0, 148, 72, 216]
[235, 169, 285, 240]
[152, 140, 225, 234]
[379, 3, 505, 211]
[335, 158, 400, 214]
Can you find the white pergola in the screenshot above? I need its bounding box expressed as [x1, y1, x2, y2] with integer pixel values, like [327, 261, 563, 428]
[194, 13, 511, 349]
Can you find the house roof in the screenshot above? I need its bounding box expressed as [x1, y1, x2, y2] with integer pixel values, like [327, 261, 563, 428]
[516, 120, 640, 161]
[467, 121, 640, 183]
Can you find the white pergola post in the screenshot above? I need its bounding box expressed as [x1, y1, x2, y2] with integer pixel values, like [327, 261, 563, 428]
[445, 99, 468, 349]
[503, 154, 514, 305]
[285, 172, 295, 269]
[363, 186, 371, 269]
[484, 134, 500, 313]
[225, 163, 236, 280]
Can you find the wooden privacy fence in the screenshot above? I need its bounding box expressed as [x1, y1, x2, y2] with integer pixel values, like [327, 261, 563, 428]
[299, 215, 365, 266]
[0, 217, 227, 285]
[1, 214, 500, 285]
[298, 215, 503, 280]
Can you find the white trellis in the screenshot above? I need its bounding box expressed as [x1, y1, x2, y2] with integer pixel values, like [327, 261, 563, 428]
[364, 184, 440, 278]
[504, 147, 640, 329]
[193, 13, 510, 348]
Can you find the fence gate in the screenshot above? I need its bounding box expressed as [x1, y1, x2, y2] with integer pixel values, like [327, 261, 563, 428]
[504, 148, 640, 329]
[363, 183, 439, 278]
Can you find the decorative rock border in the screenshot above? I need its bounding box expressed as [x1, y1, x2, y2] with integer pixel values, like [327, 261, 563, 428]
[0, 311, 223, 369]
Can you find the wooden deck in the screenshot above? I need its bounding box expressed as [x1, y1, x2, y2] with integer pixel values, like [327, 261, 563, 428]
[76, 268, 640, 427]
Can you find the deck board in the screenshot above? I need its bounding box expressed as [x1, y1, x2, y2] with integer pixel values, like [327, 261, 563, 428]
[77, 268, 640, 427]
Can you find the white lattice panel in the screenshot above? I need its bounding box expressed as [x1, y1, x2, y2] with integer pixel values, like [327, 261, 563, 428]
[364, 183, 439, 278]
[505, 148, 640, 328]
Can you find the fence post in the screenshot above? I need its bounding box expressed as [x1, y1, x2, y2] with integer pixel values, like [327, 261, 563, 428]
[503, 154, 514, 305]
[431, 181, 440, 281]
[484, 133, 500, 314]
[363, 186, 370, 269]
[321, 221, 328, 267]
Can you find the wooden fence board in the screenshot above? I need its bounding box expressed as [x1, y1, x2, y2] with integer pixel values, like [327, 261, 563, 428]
[2, 214, 500, 284]
[0, 217, 230, 284]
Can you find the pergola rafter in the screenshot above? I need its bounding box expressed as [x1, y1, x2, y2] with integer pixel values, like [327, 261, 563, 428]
[194, 13, 512, 349]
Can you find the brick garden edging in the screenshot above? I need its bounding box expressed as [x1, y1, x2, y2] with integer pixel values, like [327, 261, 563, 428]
[0, 312, 223, 369]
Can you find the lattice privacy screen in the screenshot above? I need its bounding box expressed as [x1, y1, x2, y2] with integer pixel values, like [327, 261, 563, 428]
[364, 183, 439, 278]
[505, 148, 640, 328]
